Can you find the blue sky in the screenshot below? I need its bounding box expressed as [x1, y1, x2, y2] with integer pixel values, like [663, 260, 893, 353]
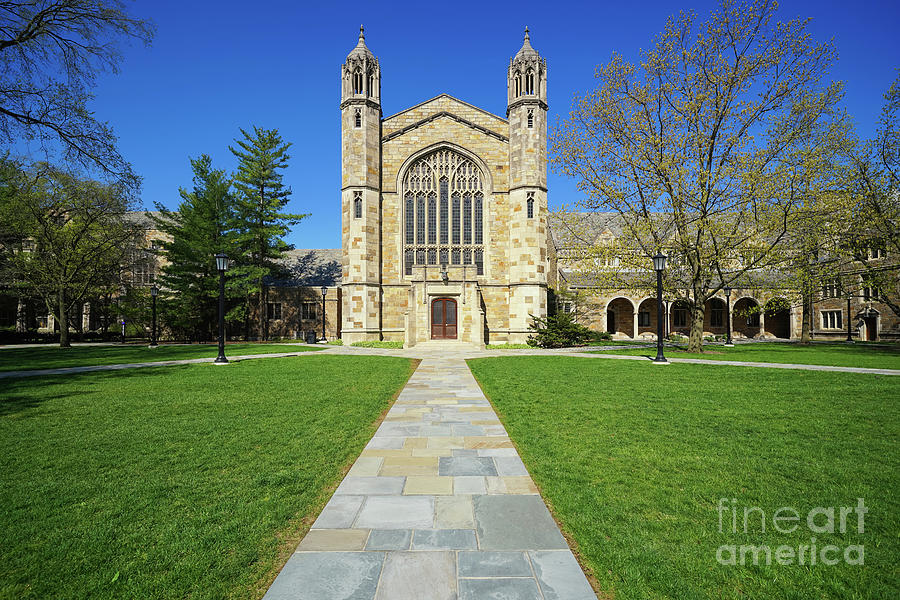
[86, 0, 899, 249]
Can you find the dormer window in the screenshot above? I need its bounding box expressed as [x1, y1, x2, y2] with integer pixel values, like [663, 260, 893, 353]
[527, 109, 534, 128]
[354, 109, 361, 128]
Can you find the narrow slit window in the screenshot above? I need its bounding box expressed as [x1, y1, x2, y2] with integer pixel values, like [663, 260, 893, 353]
[354, 109, 361, 128]
[475, 250, 483, 275]
[405, 250, 413, 276]
[474, 194, 483, 244]
[439, 179, 449, 244]
[353, 192, 362, 219]
[527, 109, 534, 128]
[405, 195, 414, 244]
[427, 194, 437, 244]
[452, 194, 461, 244]
[416, 196, 425, 244]
[463, 195, 472, 245]
[527, 193, 534, 219]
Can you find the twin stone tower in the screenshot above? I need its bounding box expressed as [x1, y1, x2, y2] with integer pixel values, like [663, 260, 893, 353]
[339, 27, 548, 347]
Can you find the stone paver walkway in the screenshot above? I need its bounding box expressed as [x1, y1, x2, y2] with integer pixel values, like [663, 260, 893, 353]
[263, 357, 596, 600]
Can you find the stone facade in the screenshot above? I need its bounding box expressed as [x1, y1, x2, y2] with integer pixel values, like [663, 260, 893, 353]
[339, 27, 549, 346]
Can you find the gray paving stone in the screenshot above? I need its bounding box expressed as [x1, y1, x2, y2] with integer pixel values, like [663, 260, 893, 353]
[365, 529, 411, 550]
[312, 495, 365, 529]
[477, 448, 519, 457]
[451, 449, 478, 457]
[457, 551, 533, 577]
[453, 476, 487, 495]
[452, 424, 486, 436]
[439, 456, 498, 476]
[334, 477, 405, 496]
[374, 551, 456, 600]
[419, 424, 454, 437]
[366, 437, 405, 449]
[354, 496, 434, 529]
[411, 528, 478, 550]
[474, 495, 568, 550]
[263, 551, 383, 600]
[529, 551, 596, 600]
[459, 578, 543, 600]
[494, 456, 529, 476]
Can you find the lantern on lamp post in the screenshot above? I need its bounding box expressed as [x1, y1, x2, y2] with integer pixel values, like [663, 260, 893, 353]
[652, 253, 668, 364]
[214, 253, 229, 364]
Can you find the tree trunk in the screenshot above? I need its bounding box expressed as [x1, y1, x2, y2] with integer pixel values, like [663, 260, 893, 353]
[687, 301, 705, 353]
[258, 278, 266, 341]
[799, 293, 811, 344]
[57, 288, 70, 348]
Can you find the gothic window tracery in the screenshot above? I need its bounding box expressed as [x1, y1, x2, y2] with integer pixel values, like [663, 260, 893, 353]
[402, 149, 485, 276]
[353, 68, 363, 94]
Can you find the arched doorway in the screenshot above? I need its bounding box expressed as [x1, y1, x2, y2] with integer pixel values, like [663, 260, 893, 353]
[606, 298, 635, 338]
[704, 298, 726, 335]
[764, 298, 790, 339]
[637, 298, 658, 337]
[732, 297, 761, 338]
[431, 298, 457, 339]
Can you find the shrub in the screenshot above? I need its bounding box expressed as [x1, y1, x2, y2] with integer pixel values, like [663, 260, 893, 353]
[527, 313, 599, 348]
[350, 340, 403, 349]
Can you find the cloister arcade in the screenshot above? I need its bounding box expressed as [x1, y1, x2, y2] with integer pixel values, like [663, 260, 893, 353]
[573, 289, 800, 340]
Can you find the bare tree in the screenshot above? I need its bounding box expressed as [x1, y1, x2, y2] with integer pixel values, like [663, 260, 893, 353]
[0, 1, 153, 179]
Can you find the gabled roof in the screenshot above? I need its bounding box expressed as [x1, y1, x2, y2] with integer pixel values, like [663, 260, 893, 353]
[383, 93, 507, 123]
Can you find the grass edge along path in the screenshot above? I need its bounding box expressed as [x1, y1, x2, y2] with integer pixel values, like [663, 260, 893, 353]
[467, 356, 899, 600]
[0, 343, 322, 373]
[589, 341, 900, 370]
[0, 355, 416, 600]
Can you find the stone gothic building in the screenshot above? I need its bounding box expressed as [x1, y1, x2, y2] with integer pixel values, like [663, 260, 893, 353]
[339, 27, 549, 346]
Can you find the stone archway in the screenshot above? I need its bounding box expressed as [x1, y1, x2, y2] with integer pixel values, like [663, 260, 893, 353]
[704, 298, 727, 336]
[732, 297, 761, 339]
[606, 297, 635, 338]
[636, 297, 659, 338]
[764, 298, 791, 339]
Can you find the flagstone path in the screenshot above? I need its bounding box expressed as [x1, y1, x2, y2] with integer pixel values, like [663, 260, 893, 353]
[263, 357, 596, 600]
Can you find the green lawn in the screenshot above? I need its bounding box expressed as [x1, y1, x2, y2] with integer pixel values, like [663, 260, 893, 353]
[0, 343, 321, 372]
[592, 341, 900, 370]
[468, 357, 899, 599]
[0, 355, 414, 600]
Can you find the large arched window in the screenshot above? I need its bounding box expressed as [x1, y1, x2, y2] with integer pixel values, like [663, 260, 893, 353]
[403, 149, 485, 276]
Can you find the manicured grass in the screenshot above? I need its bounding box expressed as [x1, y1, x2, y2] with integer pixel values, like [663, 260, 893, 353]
[349, 340, 404, 349]
[592, 341, 900, 369]
[486, 343, 533, 349]
[0, 355, 414, 599]
[0, 343, 321, 372]
[468, 357, 899, 599]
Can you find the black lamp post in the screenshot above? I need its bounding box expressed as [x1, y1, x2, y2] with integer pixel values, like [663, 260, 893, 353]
[119, 285, 126, 344]
[149, 285, 158, 348]
[652, 252, 668, 364]
[846, 291, 854, 343]
[724, 286, 734, 347]
[320, 285, 327, 341]
[214, 253, 229, 364]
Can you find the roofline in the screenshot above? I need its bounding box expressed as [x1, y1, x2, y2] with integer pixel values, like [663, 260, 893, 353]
[382, 93, 508, 124]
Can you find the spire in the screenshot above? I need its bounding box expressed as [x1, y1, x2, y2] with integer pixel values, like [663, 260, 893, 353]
[515, 26, 539, 60]
[347, 24, 374, 60]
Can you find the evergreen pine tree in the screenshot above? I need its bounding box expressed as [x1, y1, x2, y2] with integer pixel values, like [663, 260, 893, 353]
[229, 126, 307, 340]
[151, 155, 236, 341]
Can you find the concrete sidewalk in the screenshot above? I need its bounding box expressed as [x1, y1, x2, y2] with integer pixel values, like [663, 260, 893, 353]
[263, 358, 596, 600]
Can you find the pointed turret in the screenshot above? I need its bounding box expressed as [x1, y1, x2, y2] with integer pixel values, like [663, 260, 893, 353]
[508, 26, 547, 109]
[341, 25, 380, 104]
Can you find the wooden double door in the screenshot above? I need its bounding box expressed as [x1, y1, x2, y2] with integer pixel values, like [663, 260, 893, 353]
[431, 298, 457, 339]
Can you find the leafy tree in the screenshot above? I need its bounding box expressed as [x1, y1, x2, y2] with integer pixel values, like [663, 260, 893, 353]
[151, 155, 237, 341]
[527, 312, 605, 348]
[229, 126, 306, 340]
[0, 1, 153, 179]
[551, 0, 843, 352]
[2, 162, 137, 347]
[842, 73, 900, 318]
